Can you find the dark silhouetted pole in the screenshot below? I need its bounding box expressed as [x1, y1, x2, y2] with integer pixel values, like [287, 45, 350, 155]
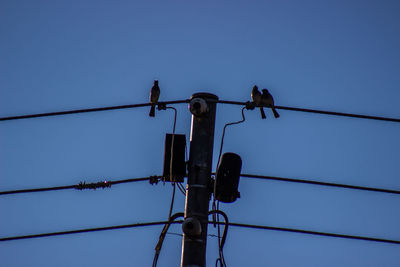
[181, 93, 218, 267]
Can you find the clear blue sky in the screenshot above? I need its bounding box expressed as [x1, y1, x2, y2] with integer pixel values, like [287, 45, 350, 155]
[1, 0, 400, 266]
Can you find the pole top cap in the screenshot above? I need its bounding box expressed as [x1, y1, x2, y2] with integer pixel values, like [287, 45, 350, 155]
[190, 93, 218, 101]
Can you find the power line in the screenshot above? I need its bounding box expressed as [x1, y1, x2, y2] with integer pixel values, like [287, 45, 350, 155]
[0, 220, 181, 242]
[218, 100, 400, 123]
[225, 222, 400, 245]
[2, 219, 400, 245]
[0, 100, 189, 121]
[2, 99, 399, 123]
[153, 213, 184, 267]
[166, 232, 220, 238]
[3, 173, 400, 197]
[0, 176, 161, 196]
[240, 173, 400, 195]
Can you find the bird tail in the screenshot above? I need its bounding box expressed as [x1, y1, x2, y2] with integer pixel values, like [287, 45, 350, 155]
[260, 107, 266, 119]
[272, 107, 280, 118]
[149, 105, 156, 117]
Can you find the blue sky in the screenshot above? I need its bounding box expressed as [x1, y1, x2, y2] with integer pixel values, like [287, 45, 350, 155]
[1, 0, 400, 266]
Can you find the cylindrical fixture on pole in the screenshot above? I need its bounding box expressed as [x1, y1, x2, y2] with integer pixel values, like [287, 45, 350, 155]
[215, 152, 242, 203]
[181, 93, 218, 267]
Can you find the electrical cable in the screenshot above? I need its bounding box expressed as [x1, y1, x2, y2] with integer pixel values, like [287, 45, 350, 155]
[3, 219, 400, 246]
[215, 107, 247, 169]
[215, 203, 225, 267]
[0, 220, 182, 242]
[239, 173, 400, 195]
[217, 100, 400, 123]
[0, 100, 189, 122]
[165, 106, 177, 220]
[209, 210, 229, 267]
[213, 106, 247, 206]
[166, 232, 220, 238]
[3, 173, 399, 197]
[218, 222, 400, 245]
[0, 176, 162, 196]
[152, 212, 184, 267]
[1, 99, 399, 123]
[212, 107, 246, 266]
[177, 183, 186, 195]
[152, 106, 179, 267]
[167, 184, 176, 220]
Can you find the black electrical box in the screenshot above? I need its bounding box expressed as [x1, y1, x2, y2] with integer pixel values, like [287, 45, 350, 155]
[215, 152, 242, 203]
[163, 134, 186, 182]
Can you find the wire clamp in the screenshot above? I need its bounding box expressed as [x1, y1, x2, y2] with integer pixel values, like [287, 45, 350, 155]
[149, 176, 160, 185]
[75, 180, 111, 190]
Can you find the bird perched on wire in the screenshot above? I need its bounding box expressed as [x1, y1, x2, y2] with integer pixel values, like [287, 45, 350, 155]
[149, 80, 160, 117]
[251, 85, 266, 119]
[261, 89, 280, 118]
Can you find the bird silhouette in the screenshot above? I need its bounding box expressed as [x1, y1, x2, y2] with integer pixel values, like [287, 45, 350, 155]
[149, 80, 160, 117]
[251, 85, 266, 119]
[261, 89, 280, 118]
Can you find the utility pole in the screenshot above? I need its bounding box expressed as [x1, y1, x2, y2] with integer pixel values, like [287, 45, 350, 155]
[181, 93, 218, 267]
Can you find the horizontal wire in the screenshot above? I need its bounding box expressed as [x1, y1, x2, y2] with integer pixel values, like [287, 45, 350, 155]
[0, 220, 182, 242]
[217, 100, 400, 123]
[1, 220, 399, 245]
[167, 232, 219, 238]
[225, 222, 400, 245]
[0, 100, 189, 121]
[0, 176, 162, 196]
[240, 173, 400, 195]
[3, 173, 400, 196]
[1, 99, 398, 123]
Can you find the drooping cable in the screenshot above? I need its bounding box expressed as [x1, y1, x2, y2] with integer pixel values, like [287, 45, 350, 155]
[213, 107, 247, 203]
[167, 185, 176, 220]
[0, 176, 161, 196]
[212, 107, 246, 260]
[152, 212, 184, 267]
[177, 183, 186, 195]
[217, 203, 226, 267]
[209, 210, 229, 267]
[217, 100, 400, 123]
[0, 100, 189, 122]
[152, 107, 180, 267]
[165, 106, 177, 220]
[215, 107, 247, 169]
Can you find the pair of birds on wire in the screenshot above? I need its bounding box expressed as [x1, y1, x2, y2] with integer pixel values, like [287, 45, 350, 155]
[251, 86, 280, 119]
[148, 80, 279, 119]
